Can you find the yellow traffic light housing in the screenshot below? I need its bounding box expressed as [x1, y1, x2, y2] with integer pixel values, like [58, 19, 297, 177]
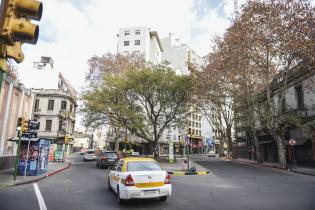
[21, 118, 29, 133]
[0, 0, 43, 63]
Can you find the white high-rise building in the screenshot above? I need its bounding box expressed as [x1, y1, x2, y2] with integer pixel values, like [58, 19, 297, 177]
[117, 26, 163, 65]
[112, 27, 214, 156]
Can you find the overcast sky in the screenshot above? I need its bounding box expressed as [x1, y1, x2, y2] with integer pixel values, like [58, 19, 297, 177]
[18, 0, 250, 90]
[15, 0, 314, 130]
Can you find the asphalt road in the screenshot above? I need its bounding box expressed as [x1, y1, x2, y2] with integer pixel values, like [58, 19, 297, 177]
[0, 154, 314, 210]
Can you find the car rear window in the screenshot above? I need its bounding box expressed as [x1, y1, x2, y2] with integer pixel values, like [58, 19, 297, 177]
[103, 152, 118, 158]
[86, 151, 95, 154]
[127, 161, 162, 172]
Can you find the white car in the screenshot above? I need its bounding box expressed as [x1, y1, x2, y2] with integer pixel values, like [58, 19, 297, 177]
[83, 150, 96, 161]
[108, 157, 172, 204]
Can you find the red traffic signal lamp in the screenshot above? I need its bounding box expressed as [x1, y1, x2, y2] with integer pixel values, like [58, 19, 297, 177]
[0, 0, 43, 63]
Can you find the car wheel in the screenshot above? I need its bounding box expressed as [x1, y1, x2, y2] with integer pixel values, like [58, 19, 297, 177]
[116, 186, 124, 204]
[159, 196, 167, 201]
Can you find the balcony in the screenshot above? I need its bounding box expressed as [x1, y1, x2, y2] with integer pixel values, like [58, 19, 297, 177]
[59, 110, 76, 121]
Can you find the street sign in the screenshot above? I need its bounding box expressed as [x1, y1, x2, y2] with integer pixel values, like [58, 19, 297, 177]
[288, 139, 296, 145]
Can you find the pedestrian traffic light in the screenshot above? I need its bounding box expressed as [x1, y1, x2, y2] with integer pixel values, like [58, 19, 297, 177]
[16, 117, 23, 131]
[0, 0, 43, 63]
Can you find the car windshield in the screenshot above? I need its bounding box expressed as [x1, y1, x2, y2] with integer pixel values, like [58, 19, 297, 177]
[127, 161, 162, 172]
[86, 151, 95, 154]
[104, 152, 117, 158]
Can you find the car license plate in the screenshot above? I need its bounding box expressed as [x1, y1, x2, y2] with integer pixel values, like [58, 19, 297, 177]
[144, 190, 158, 195]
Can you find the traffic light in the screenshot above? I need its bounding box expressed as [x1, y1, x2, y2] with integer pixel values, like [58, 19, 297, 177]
[16, 117, 23, 131]
[21, 118, 30, 133]
[0, 0, 43, 63]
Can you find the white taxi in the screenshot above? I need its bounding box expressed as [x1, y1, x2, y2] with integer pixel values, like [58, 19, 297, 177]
[108, 157, 172, 204]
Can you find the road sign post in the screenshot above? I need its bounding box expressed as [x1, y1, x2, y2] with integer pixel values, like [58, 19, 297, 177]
[288, 139, 296, 169]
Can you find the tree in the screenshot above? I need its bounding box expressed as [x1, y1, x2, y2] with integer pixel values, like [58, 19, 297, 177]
[195, 37, 238, 159]
[82, 64, 192, 157]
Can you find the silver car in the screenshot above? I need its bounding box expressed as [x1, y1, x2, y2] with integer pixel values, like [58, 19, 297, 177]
[83, 150, 96, 161]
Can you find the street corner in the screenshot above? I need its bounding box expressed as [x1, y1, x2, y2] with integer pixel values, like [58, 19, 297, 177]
[0, 162, 71, 189]
[168, 170, 210, 176]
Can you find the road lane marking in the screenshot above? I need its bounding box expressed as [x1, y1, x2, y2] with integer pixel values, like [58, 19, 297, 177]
[33, 183, 48, 210]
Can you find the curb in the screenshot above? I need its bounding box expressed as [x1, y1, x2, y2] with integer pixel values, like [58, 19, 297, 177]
[231, 160, 287, 170]
[167, 170, 210, 176]
[0, 162, 71, 189]
[230, 160, 315, 176]
[290, 169, 315, 177]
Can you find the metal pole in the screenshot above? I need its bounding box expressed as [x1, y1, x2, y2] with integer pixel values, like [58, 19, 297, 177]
[187, 132, 191, 171]
[292, 144, 296, 169]
[14, 131, 22, 181]
[24, 138, 31, 177]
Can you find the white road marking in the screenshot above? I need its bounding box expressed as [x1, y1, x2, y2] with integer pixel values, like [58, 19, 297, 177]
[33, 183, 48, 210]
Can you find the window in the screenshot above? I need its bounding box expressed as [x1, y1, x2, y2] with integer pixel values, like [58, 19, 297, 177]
[123, 51, 129, 54]
[134, 40, 140, 45]
[70, 104, 73, 112]
[199, 116, 201, 121]
[124, 30, 130, 36]
[124, 41, 129, 46]
[61, 101, 67, 110]
[295, 86, 304, 110]
[58, 120, 63, 131]
[45, 120, 52, 131]
[48, 100, 54, 110]
[127, 161, 161, 172]
[35, 99, 40, 110]
[135, 30, 140, 35]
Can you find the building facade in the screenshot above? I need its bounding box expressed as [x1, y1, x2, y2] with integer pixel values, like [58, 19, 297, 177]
[117, 26, 163, 65]
[0, 74, 34, 169]
[235, 67, 315, 166]
[33, 87, 77, 157]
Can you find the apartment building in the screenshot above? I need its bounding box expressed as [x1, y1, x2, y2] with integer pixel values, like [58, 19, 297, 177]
[117, 26, 163, 65]
[0, 74, 34, 169]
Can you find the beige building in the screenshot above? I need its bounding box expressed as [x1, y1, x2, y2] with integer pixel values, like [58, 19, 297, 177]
[0, 74, 34, 169]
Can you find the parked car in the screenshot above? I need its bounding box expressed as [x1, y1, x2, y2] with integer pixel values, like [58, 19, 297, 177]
[96, 151, 119, 169]
[83, 150, 96, 161]
[207, 147, 216, 157]
[108, 157, 172, 204]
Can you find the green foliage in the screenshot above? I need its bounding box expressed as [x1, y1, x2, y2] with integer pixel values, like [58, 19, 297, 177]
[81, 64, 192, 145]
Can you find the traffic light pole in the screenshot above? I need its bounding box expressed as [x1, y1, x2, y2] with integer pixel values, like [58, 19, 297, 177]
[187, 132, 191, 171]
[13, 131, 22, 181]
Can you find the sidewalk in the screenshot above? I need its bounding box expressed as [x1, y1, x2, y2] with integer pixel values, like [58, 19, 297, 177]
[159, 158, 210, 175]
[0, 161, 70, 189]
[231, 158, 315, 176]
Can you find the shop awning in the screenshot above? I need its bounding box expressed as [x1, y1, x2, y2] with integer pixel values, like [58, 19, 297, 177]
[8, 137, 40, 142]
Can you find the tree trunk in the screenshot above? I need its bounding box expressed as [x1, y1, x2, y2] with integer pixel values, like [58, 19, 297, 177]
[226, 126, 234, 159]
[252, 129, 263, 164]
[152, 141, 159, 159]
[114, 128, 120, 153]
[274, 134, 287, 168]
